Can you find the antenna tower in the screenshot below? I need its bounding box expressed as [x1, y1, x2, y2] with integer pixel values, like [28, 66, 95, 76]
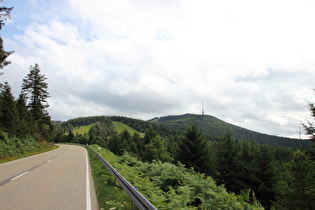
[202, 102, 205, 115]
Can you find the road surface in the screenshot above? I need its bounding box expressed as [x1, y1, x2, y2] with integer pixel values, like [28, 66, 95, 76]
[0, 144, 99, 210]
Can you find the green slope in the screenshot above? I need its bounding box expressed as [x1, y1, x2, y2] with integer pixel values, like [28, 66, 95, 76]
[72, 123, 98, 135]
[62, 114, 311, 147]
[71, 121, 144, 137]
[149, 113, 311, 147]
[112, 121, 145, 137]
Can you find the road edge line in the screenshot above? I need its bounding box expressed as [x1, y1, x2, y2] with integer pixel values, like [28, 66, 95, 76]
[85, 149, 92, 210]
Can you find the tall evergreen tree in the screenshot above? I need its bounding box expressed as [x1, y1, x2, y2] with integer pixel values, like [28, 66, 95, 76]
[16, 93, 33, 137]
[108, 133, 124, 156]
[21, 63, 52, 140]
[22, 64, 49, 121]
[176, 124, 211, 174]
[254, 144, 276, 209]
[274, 150, 315, 209]
[67, 130, 74, 142]
[143, 126, 158, 144]
[216, 130, 240, 192]
[131, 132, 142, 156]
[235, 140, 258, 190]
[0, 82, 18, 135]
[143, 135, 172, 162]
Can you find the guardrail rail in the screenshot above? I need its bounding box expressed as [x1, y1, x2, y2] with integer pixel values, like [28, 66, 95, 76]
[86, 146, 157, 210]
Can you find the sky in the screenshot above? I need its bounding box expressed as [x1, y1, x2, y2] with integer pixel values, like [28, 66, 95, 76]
[1, 0, 315, 138]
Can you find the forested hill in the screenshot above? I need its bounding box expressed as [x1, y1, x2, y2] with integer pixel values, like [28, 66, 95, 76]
[57, 113, 311, 148]
[148, 113, 310, 147]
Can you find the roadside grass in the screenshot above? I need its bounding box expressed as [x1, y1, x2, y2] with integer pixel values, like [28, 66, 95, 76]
[112, 121, 145, 137]
[0, 141, 58, 164]
[86, 147, 134, 209]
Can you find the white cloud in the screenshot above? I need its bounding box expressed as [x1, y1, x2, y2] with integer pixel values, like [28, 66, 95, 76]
[1, 0, 315, 138]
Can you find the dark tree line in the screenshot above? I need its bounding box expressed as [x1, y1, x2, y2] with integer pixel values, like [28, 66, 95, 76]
[0, 2, 53, 143]
[0, 64, 53, 141]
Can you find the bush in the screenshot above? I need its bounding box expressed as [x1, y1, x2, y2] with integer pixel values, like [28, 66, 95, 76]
[0, 131, 41, 159]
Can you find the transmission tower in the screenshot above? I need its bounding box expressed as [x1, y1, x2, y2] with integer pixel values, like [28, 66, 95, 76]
[202, 102, 205, 115]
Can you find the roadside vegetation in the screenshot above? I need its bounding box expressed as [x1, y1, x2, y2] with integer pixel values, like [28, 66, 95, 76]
[87, 146, 133, 209]
[0, 63, 55, 161]
[89, 144, 263, 209]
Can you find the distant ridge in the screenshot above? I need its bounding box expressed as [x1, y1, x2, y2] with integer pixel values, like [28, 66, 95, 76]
[57, 114, 312, 148]
[148, 113, 312, 148]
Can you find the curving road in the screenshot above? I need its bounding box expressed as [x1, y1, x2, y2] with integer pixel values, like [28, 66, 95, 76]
[0, 144, 98, 210]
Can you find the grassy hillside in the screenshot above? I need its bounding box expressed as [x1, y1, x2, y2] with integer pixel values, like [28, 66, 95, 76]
[112, 121, 145, 137]
[70, 121, 145, 137]
[72, 123, 98, 135]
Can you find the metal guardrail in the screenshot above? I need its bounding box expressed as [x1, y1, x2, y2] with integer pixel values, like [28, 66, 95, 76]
[86, 146, 157, 210]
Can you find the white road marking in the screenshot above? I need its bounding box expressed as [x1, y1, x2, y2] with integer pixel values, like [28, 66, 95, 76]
[47, 159, 52, 163]
[11, 171, 29, 181]
[85, 149, 92, 210]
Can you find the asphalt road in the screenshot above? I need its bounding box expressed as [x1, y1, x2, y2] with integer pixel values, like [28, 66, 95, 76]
[0, 144, 99, 210]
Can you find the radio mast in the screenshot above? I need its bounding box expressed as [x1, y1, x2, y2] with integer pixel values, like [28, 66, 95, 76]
[202, 102, 205, 115]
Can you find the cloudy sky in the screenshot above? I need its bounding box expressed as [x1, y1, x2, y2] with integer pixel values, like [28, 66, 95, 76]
[1, 0, 315, 138]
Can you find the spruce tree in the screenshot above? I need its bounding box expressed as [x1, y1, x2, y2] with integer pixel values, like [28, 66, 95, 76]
[255, 144, 276, 208]
[176, 124, 210, 173]
[274, 150, 315, 209]
[216, 130, 240, 192]
[22, 63, 52, 140]
[143, 126, 158, 144]
[22, 64, 49, 121]
[16, 93, 33, 137]
[0, 82, 18, 135]
[143, 135, 172, 162]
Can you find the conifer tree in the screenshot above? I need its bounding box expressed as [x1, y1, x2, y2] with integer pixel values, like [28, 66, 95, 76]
[274, 150, 315, 209]
[216, 130, 240, 192]
[16, 93, 33, 137]
[143, 135, 172, 162]
[108, 133, 124, 155]
[119, 129, 132, 153]
[143, 126, 158, 144]
[22, 63, 53, 140]
[176, 124, 210, 173]
[67, 130, 75, 142]
[0, 82, 18, 135]
[131, 132, 142, 155]
[22, 64, 49, 121]
[254, 144, 276, 208]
